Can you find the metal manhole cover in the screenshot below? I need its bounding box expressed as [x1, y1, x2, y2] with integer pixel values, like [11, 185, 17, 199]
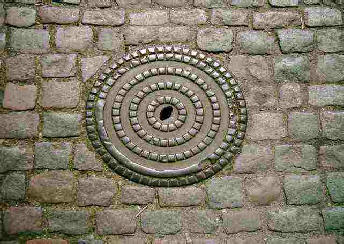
[86, 46, 247, 187]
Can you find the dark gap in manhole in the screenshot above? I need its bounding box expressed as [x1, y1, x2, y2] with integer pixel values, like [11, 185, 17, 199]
[160, 106, 173, 121]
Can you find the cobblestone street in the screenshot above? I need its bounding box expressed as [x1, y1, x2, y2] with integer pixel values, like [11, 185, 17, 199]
[0, 0, 343, 243]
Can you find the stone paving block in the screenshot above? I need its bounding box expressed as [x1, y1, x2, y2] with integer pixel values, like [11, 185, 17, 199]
[211, 9, 248, 26]
[74, 143, 103, 171]
[316, 54, 344, 82]
[81, 56, 109, 82]
[326, 172, 344, 203]
[38, 7, 80, 24]
[226, 237, 265, 244]
[4, 207, 42, 235]
[223, 210, 261, 234]
[279, 83, 302, 108]
[321, 111, 344, 140]
[10, 28, 49, 53]
[96, 210, 136, 235]
[26, 240, 68, 244]
[6, 54, 35, 81]
[158, 26, 195, 43]
[41, 54, 77, 78]
[234, 144, 273, 173]
[6, 7, 36, 27]
[247, 56, 272, 82]
[247, 112, 287, 140]
[42, 78, 79, 108]
[206, 177, 243, 209]
[275, 144, 317, 172]
[305, 7, 342, 27]
[194, 0, 225, 8]
[3, 83, 37, 110]
[154, 0, 188, 6]
[253, 11, 301, 29]
[309, 85, 344, 106]
[116, 0, 151, 7]
[129, 10, 169, 26]
[322, 207, 344, 231]
[48, 210, 89, 235]
[197, 28, 233, 52]
[141, 210, 182, 235]
[320, 145, 344, 169]
[231, 0, 264, 7]
[171, 9, 207, 25]
[1, 172, 26, 200]
[317, 29, 344, 53]
[0, 31, 6, 50]
[124, 26, 159, 45]
[34, 142, 71, 169]
[87, 0, 112, 7]
[82, 9, 124, 26]
[288, 112, 320, 141]
[106, 238, 145, 244]
[0, 3, 4, 25]
[183, 210, 219, 234]
[121, 185, 155, 205]
[278, 29, 314, 53]
[267, 237, 305, 244]
[158, 187, 205, 207]
[0, 146, 33, 173]
[246, 85, 277, 108]
[78, 177, 117, 206]
[238, 31, 275, 54]
[42, 112, 81, 138]
[0, 112, 39, 138]
[274, 55, 310, 82]
[246, 176, 281, 205]
[28, 171, 75, 203]
[307, 237, 336, 244]
[284, 175, 323, 205]
[269, 0, 298, 6]
[267, 207, 322, 232]
[97, 28, 124, 51]
[56, 26, 93, 52]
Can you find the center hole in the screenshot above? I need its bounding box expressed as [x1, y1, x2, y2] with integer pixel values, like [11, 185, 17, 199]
[160, 106, 173, 121]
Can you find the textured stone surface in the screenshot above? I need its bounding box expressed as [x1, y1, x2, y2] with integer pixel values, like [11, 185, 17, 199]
[321, 111, 344, 140]
[141, 211, 182, 235]
[305, 7, 342, 27]
[307, 237, 337, 244]
[41, 79, 79, 108]
[253, 11, 301, 29]
[223, 210, 261, 234]
[129, 10, 168, 26]
[78, 177, 117, 206]
[82, 9, 124, 26]
[183, 210, 219, 234]
[226, 237, 265, 244]
[206, 177, 243, 209]
[197, 28, 233, 52]
[117, 0, 151, 7]
[38, 7, 80, 24]
[288, 112, 320, 141]
[268, 207, 322, 232]
[284, 175, 323, 205]
[322, 207, 344, 231]
[1, 172, 26, 200]
[56, 26, 92, 52]
[320, 145, 344, 169]
[267, 238, 305, 244]
[246, 176, 281, 205]
[274, 56, 310, 82]
[34, 142, 71, 169]
[247, 56, 272, 82]
[42, 112, 81, 138]
[194, 0, 225, 7]
[26, 240, 68, 244]
[6, 7, 36, 27]
[211, 9, 248, 26]
[316, 54, 344, 82]
[28, 171, 75, 203]
[4, 207, 42, 235]
[41, 54, 77, 78]
[246, 85, 277, 108]
[48, 210, 89, 235]
[0, 146, 33, 173]
[10, 28, 49, 53]
[278, 29, 314, 53]
[171, 9, 207, 25]
[234, 144, 273, 173]
[275, 144, 317, 172]
[231, 0, 264, 7]
[317, 29, 344, 53]
[6, 54, 35, 81]
[326, 172, 344, 203]
[247, 112, 287, 140]
[279, 83, 302, 108]
[121, 185, 155, 205]
[309, 85, 344, 106]
[269, 0, 298, 6]
[74, 143, 102, 171]
[238, 31, 275, 54]
[3, 83, 37, 110]
[155, 0, 188, 6]
[97, 29, 124, 51]
[158, 187, 205, 207]
[0, 112, 39, 138]
[81, 56, 109, 82]
[96, 210, 136, 235]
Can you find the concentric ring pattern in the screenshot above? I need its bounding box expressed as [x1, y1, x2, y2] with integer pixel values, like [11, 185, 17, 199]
[86, 46, 247, 187]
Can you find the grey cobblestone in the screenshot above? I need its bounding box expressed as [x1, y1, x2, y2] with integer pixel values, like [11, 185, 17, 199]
[6, 7, 36, 27]
[275, 144, 317, 172]
[307, 237, 337, 244]
[211, 9, 248, 26]
[96, 210, 137, 235]
[231, 0, 265, 7]
[6, 54, 35, 81]
[288, 112, 320, 141]
[121, 185, 155, 205]
[238, 31, 275, 54]
[10, 28, 49, 53]
[4, 207, 42, 235]
[194, 0, 225, 8]
[56, 26, 93, 52]
[81, 56, 109, 82]
[246, 85, 277, 108]
[158, 187, 205, 207]
[129, 10, 169, 26]
[97, 28, 124, 51]
[41, 54, 77, 78]
[279, 83, 302, 108]
[48, 210, 89, 235]
[34, 142, 71, 169]
[0, 146, 33, 173]
[117, 0, 151, 7]
[316, 54, 344, 82]
[254, 11, 301, 29]
[154, 0, 188, 7]
[38, 7, 80, 24]
[269, 0, 298, 6]
[3, 83, 37, 110]
[223, 210, 262, 234]
[171, 9, 207, 25]
[326, 172, 344, 203]
[183, 210, 219, 234]
[267, 238, 305, 244]
[317, 29, 344, 53]
[309, 85, 344, 106]
[74, 143, 103, 171]
[321, 111, 344, 140]
[1, 172, 26, 201]
[197, 28, 233, 52]
[0, 112, 39, 138]
[305, 7, 342, 27]
[82, 9, 124, 26]
[246, 176, 281, 205]
[322, 207, 344, 231]
[87, 0, 112, 7]
[141, 210, 182, 235]
[320, 145, 344, 169]
[42, 112, 81, 138]
[274, 55, 310, 83]
[226, 237, 265, 244]
[278, 29, 314, 53]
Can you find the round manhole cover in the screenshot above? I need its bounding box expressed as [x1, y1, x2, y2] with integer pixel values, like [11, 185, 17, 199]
[86, 46, 247, 187]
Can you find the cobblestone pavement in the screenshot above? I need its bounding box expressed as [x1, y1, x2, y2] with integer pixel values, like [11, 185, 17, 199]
[0, 0, 344, 243]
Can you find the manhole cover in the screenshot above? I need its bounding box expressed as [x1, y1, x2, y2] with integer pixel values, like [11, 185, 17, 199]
[86, 46, 247, 187]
